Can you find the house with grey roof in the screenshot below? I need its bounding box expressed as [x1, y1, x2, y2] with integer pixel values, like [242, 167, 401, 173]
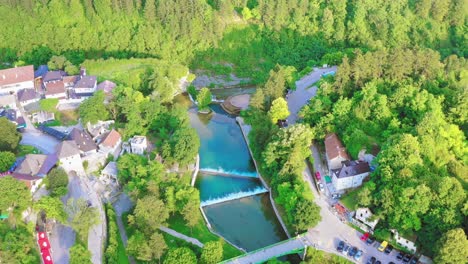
[72, 68, 97, 98]
[68, 128, 97, 156]
[17, 89, 40, 106]
[56, 140, 83, 173]
[331, 160, 370, 191]
[14, 154, 57, 177]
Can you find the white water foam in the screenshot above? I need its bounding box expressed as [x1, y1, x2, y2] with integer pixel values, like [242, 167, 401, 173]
[201, 186, 268, 207]
[199, 167, 258, 177]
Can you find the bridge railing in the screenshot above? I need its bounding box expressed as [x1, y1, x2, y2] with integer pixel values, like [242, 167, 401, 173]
[218, 233, 307, 264]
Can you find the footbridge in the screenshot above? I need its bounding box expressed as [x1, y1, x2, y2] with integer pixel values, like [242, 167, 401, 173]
[219, 234, 309, 264]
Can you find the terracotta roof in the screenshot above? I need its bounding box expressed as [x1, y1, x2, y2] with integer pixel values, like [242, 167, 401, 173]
[68, 128, 97, 153]
[56, 140, 80, 159]
[75, 76, 96, 89]
[63, 75, 78, 85]
[332, 160, 370, 178]
[325, 133, 350, 161]
[100, 129, 121, 148]
[43, 71, 66, 83]
[45, 81, 66, 95]
[97, 80, 116, 94]
[0, 65, 34, 86]
[17, 89, 39, 102]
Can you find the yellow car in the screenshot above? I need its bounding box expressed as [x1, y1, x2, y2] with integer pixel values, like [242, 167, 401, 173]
[378, 241, 388, 252]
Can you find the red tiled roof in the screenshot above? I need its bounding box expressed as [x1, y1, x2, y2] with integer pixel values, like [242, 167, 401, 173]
[325, 133, 350, 161]
[0, 65, 34, 86]
[101, 129, 121, 148]
[45, 81, 66, 95]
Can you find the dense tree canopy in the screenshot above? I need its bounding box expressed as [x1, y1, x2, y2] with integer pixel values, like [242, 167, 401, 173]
[0, 151, 15, 172]
[79, 90, 109, 125]
[0, 176, 30, 217]
[0, 223, 40, 263]
[0, 118, 21, 152]
[163, 247, 197, 264]
[45, 168, 69, 197]
[434, 228, 468, 264]
[34, 196, 67, 223]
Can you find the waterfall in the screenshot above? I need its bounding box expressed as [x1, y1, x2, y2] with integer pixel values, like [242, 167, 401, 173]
[201, 187, 268, 207]
[199, 167, 258, 178]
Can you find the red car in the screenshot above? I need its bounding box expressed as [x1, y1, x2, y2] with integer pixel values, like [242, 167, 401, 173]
[315, 171, 321, 180]
[361, 232, 369, 241]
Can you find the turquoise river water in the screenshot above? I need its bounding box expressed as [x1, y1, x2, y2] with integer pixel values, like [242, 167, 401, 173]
[188, 103, 287, 252]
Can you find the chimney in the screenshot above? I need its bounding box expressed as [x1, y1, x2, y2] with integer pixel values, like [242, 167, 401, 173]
[80, 67, 86, 77]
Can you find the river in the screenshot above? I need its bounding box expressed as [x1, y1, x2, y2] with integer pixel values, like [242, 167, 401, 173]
[180, 96, 288, 252]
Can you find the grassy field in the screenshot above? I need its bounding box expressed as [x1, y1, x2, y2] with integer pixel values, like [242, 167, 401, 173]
[17, 145, 41, 156]
[167, 213, 243, 259]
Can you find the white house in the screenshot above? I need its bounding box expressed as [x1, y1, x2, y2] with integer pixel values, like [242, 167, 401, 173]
[325, 133, 351, 171]
[0, 94, 17, 109]
[391, 229, 418, 253]
[129, 136, 147, 155]
[72, 68, 97, 97]
[0, 65, 35, 94]
[355, 207, 379, 230]
[331, 160, 370, 191]
[56, 141, 83, 174]
[17, 89, 40, 106]
[98, 129, 122, 156]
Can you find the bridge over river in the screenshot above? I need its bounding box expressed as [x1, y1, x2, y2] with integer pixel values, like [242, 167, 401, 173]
[220, 234, 310, 264]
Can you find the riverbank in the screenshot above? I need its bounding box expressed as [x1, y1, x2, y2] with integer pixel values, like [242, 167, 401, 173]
[236, 117, 292, 238]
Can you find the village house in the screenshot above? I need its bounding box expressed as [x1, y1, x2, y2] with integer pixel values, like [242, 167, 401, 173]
[128, 136, 147, 155]
[331, 160, 370, 191]
[98, 129, 122, 156]
[0, 172, 42, 193]
[354, 207, 379, 232]
[17, 89, 40, 106]
[71, 68, 97, 98]
[391, 229, 418, 253]
[68, 128, 97, 156]
[56, 140, 83, 173]
[325, 133, 351, 170]
[42, 70, 66, 85]
[87, 120, 115, 141]
[63, 75, 78, 88]
[100, 161, 118, 186]
[97, 80, 116, 95]
[44, 80, 67, 99]
[0, 94, 16, 109]
[0, 65, 35, 94]
[15, 154, 57, 177]
[34, 65, 48, 93]
[31, 111, 55, 124]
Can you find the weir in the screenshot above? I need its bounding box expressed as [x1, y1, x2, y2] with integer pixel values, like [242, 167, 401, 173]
[199, 168, 258, 178]
[201, 186, 268, 207]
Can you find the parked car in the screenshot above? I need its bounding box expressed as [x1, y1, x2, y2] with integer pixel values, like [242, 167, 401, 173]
[367, 257, 376, 264]
[343, 244, 350, 255]
[332, 193, 341, 199]
[354, 250, 363, 261]
[384, 245, 393, 254]
[337, 241, 345, 252]
[396, 252, 404, 261]
[318, 182, 325, 192]
[366, 237, 375, 245]
[403, 254, 412, 263]
[389, 262, 395, 264]
[375, 261, 381, 264]
[315, 171, 321, 180]
[409, 256, 418, 264]
[378, 241, 388, 252]
[348, 247, 358, 257]
[361, 232, 370, 241]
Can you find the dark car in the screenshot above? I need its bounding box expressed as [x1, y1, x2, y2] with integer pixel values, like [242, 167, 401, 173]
[389, 262, 396, 264]
[409, 257, 418, 264]
[384, 245, 393, 255]
[403, 254, 412, 263]
[396, 252, 404, 261]
[366, 237, 375, 245]
[337, 241, 345, 252]
[348, 246, 358, 257]
[375, 261, 381, 264]
[367, 257, 376, 264]
[343, 244, 350, 255]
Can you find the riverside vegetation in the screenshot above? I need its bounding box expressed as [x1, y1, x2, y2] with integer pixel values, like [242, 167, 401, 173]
[0, 0, 466, 263]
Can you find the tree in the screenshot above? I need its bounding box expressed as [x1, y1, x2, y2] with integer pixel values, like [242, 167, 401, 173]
[0, 223, 40, 263]
[268, 97, 290, 123]
[181, 199, 201, 233]
[200, 240, 223, 264]
[0, 151, 15, 172]
[148, 232, 168, 264]
[0, 176, 30, 223]
[293, 199, 321, 231]
[0, 117, 21, 152]
[66, 198, 100, 241]
[166, 127, 200, 166]
[126, 231, 153, 262]
[34, 196, 67, 223]
[133, 195, 169, 234]
[79, 91, 109, 125]
[69, 244, 92, 264]
[47, 55, 67, 70]
[434, 228, 468, 264]
[163, 247, 197, 264]
[45, 168, 69, 197]
[197, 87, 212, 111]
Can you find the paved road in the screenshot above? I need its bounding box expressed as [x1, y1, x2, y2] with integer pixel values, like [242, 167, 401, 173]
[285, 68, 398, 264]
[287, 67, 337, 124]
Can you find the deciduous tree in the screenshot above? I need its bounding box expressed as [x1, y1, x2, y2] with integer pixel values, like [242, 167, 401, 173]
[0, 118, 21, 152]
[200, 240, 223, 264]
[268, 97, 290, 124]
[45, 168, 69, 197]
[0, 151, 15, 172]
[163, 247, 197, 264]
[197, 87, 212, 111]
[34, 196, 67, 223]
[434, 228, 468, 264]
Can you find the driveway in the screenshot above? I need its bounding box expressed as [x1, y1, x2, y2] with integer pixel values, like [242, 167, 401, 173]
[286, 68, 398, 264]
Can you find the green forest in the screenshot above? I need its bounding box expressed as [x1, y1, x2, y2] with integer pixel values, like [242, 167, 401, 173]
[0, 0, 467, 263]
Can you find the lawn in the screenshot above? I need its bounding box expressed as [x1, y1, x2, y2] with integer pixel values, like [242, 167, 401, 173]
[17, 145, 41, 156]
[340, 188, 361, 211]
[167, 213, 242, 259]
[303, 247, 353, 264]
